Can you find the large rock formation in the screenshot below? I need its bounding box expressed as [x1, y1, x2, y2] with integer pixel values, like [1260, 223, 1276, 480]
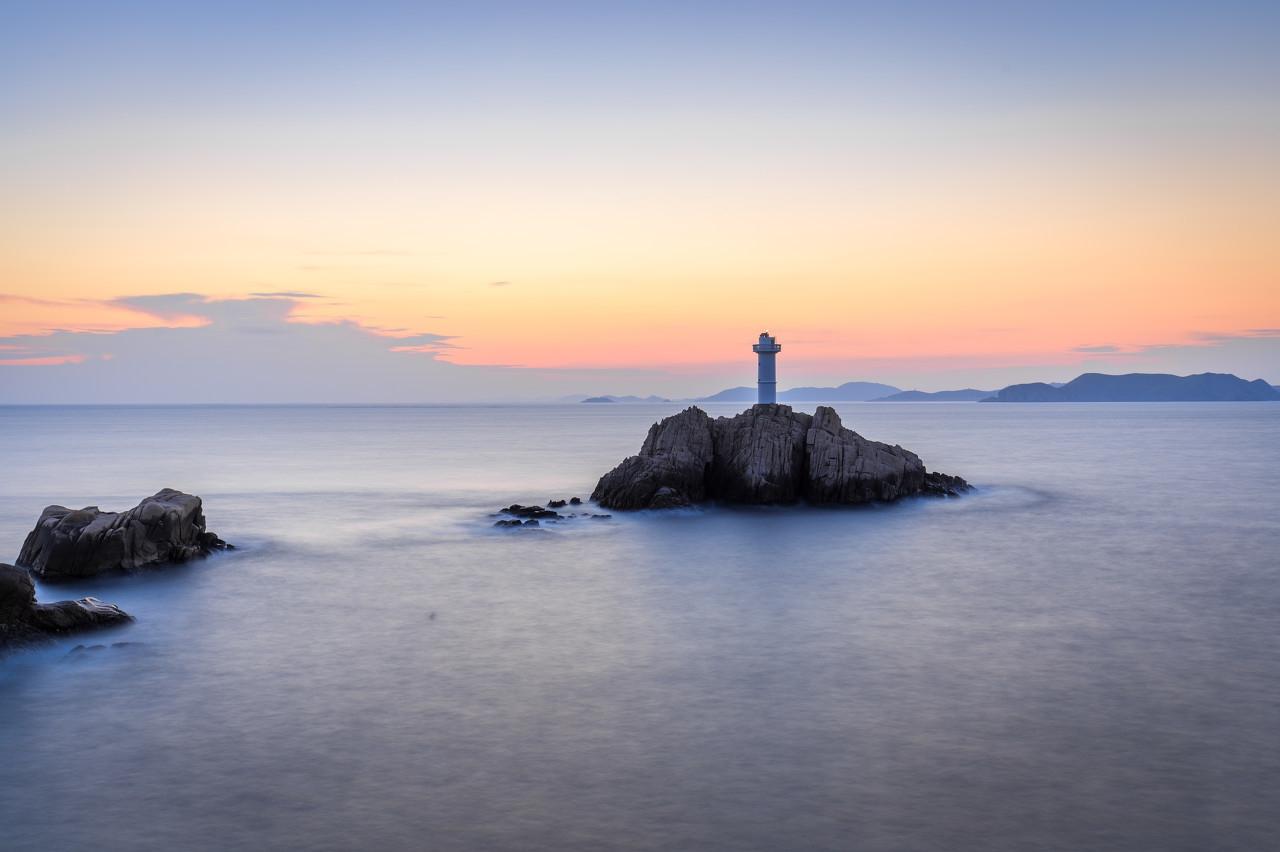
[591, 404, 968, 509]
[0, 563, 132, 650]
[17, 489, 229, 581]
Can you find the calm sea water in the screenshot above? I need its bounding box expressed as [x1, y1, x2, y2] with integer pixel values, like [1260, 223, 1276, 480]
[1, 403, 1277, 851]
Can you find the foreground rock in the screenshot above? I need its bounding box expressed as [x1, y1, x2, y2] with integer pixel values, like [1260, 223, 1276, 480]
[17, 489, 230, 581]
[591, 404, 968, 509]
[0, 563, 132, 650]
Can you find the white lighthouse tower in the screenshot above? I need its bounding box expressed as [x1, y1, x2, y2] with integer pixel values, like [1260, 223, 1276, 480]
[752, 331, 782, 404]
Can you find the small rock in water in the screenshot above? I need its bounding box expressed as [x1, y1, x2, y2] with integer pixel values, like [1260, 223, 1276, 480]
[491, 500, 608, 530]
[499, 504, 561, 520]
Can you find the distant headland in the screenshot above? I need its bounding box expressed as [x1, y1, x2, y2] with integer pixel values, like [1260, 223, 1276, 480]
[577, 372, 1279, 404]
[982, 372, 1279, 402]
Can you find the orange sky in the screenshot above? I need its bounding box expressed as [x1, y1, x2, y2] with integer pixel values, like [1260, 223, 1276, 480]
[4, 146, 1275, 373]
[2, 3, 1277, 394]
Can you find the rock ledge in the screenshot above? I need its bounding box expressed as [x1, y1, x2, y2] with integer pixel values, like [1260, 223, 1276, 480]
[1, 563, 132, 650]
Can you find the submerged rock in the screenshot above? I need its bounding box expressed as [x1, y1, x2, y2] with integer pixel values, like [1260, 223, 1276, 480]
[492, 500, 611, 530]
[0, 563, 132, 650]
[498, 504, 561, 520]
[591, 404, 969, 509]
[17, 488, 230, 581]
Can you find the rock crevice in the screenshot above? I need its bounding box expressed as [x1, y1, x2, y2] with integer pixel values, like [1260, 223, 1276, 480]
[591, 404, 968, 509]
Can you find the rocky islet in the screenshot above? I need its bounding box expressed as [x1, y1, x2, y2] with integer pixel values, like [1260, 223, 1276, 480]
[591, 404, 968, 510]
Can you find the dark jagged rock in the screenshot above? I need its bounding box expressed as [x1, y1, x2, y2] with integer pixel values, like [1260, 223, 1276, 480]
[17, 489, 229, 582]
[592, 404, 969, 509]
[1, 563, 132, 650]
[548, 499, 568, 508]
[569, 497, 583, 505]
[922, 471, 969, 497]
[585, 407, 715, 509]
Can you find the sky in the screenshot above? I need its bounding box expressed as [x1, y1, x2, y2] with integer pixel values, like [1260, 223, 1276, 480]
[1, 1, 1277, 402]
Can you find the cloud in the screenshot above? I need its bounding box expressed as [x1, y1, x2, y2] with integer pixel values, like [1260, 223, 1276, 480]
[0, 293, 525, 402]
[0, 354, 88, 366]
[303, 250, 413, 257]
[386, 332, 460, 354]
[250, 291, 323, 299]
[1190, 328, 1280, 344]
[3, 293, 1277, 401]
[0, 294, 76, 308]
[109, 293, 214, 322]
[488, 281, 512, 288]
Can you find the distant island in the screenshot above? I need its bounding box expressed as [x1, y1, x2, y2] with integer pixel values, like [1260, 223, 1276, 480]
[872, 389, 995, 402]
[580, 395, 670, 404]
[983, 372, 1279, 402]
[581, 372, 1278, 405]
[697, 381, 900, 403]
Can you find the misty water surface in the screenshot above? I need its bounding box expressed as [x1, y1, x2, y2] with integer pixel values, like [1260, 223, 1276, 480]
[1, 403, 1277, 851]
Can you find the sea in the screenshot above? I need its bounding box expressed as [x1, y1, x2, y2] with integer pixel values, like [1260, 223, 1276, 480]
[0, 402, 1277, 852]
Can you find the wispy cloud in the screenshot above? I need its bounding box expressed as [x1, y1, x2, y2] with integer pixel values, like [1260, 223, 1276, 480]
[388, 332, 461, 354]
[109, 293, 213, 322]
[0, 294, 81, 308]
[0, 292, 485, 402]
[0, 354, 88, 366]
[1191, 328, 1280, 344]
[1073, 344, 1122, 354]
[488, 281, 512, 288]
[250, 291, 323, 299]
[303, 250, 414, 257]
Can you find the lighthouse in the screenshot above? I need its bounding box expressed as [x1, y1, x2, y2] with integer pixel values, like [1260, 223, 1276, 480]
[752, 331, 782, 404]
